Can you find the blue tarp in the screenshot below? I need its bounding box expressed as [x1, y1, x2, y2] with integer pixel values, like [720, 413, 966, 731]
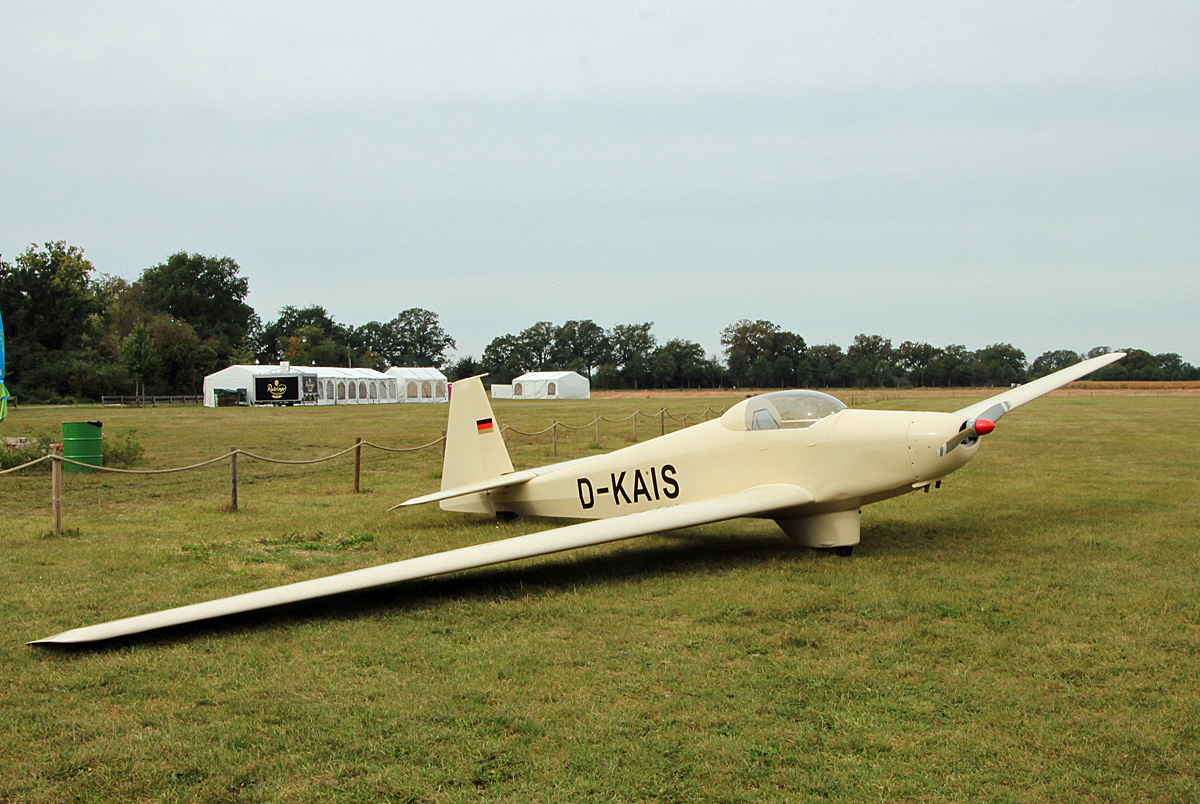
[1, 304, 8, 421]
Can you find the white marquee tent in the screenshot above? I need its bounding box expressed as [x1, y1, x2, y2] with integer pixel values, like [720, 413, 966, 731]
[384, 367, 449, 403]
[314, 367, 401, 405]
[492, 370, 590, 400]
[203, 364, 402, 407]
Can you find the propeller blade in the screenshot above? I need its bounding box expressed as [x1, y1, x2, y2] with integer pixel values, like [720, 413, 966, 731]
[937, 417, 995, 457]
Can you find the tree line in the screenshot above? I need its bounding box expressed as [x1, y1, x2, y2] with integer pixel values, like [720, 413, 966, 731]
[464, 319, 1197, 390]
[0, 243, 454, 402]
[1, 242, 1195, 403]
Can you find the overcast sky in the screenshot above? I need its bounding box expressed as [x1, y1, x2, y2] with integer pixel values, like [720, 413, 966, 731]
[3, 2, 1197, 364]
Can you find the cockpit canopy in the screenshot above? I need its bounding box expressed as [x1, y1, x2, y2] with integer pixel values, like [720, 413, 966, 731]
[721, 390, 847, 432]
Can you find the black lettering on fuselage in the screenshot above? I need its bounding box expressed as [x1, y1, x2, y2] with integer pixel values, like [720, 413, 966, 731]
[576, 464, 679, 510]
[661, 464, 679, 499]
[632, 469, 651, 502]
[577, 478, 594, 509]
[611, 472, 631, 505]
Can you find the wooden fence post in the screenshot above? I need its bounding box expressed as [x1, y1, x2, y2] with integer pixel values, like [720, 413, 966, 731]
[229, 446, 238, 511]
[354, 437, 362, 493]
[51, 447, 62, 536]
[660, 409, 665, 436]
[441, 430, 447, 462]
[632, 412, 638, 442]
[552, 422, 558, 457]
[595, 417, 601, 448]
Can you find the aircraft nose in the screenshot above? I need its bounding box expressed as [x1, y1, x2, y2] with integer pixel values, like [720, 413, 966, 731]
[907, 412, 974, 480]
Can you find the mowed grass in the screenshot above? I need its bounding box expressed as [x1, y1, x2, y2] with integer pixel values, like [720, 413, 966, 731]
[1, 393, 1197, 803]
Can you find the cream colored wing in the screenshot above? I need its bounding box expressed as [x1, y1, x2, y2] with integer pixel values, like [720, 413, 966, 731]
[953, 351, 1125, 423]
[32, 484, 814, 645]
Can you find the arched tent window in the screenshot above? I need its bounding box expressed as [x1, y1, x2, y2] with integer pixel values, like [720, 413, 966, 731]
[369, 382, 378, 400]
[548, 382, 557, 396]
[326, 381, 334, 401]
[389, 381, 398, 399]
[436, 381, 447, 399]
[513, 383, 523, 397]
[338, 382, 346, 400]
[358, 382, 367, 400]
[348, 382, 357, 400]
[407, 381, 418, 399]
[422, 381, 432, 399]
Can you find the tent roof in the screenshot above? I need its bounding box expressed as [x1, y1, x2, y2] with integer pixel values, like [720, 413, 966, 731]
[512, 371, 586, 382]
[385, 367, 447, 380]
[209, 365, 390, 380]
[313, 367, 391, 379]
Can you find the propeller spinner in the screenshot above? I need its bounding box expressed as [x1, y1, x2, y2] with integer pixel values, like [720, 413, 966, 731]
[937, 418, 995, 457]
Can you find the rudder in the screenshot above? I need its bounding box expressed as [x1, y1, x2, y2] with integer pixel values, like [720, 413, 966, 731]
[442, 376, 515, 494]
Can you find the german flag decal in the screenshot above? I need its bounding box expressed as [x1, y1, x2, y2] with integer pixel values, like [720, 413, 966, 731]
[476, 418, 494, 434]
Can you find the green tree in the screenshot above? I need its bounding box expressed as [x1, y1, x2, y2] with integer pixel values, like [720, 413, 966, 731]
[481, 334, 531, 384]
[93, 275, 145, 361]
[517, 322, 556, 370]
[646, 339, 708, 388]
[897, 341, 940, 386]
[971, 343, 1027, 386]
[258, 306, 348, 365]
[1094, 348, 1164, 381]
[926, 344, 973, 387]
[149, 316, 217, 393]
[609, 323, 656, 389]
[1154, 353, 1196, 381]
[807, 344, 844, 388]
[0, 242, 109, 399]
[1, 242, 102, 352]
[847, 334, 897, 387]
[1029, 349, 1082, 379]
[137, 252, 259, 365]
[282, 324, 350, 369]
[772, 331, 808, 387]
[386, 308, 456, 368]
[721, 319, 781, 386]
[120, 322, 159, 402]
[447, 355, 481, 381]
[552, 320, 609, 379]
[651, 347, 677, 388]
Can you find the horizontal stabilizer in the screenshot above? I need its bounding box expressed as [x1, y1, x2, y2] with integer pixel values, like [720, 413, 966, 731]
[31, 484, 814, 645]
[392, 470, 540, 509]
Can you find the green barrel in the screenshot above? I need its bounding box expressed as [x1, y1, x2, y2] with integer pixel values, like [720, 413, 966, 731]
[62, 421, 103, 473]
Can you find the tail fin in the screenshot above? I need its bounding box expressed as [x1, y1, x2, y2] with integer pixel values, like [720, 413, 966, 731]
[441, 375, 514, 492]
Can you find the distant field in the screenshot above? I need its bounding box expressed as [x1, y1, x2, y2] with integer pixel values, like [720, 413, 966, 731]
[1, 392, 1197, 803]
[596, 382, 1200, 399]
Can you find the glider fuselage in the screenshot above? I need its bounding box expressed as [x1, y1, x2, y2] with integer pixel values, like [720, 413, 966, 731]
[449, 404, 978, 522]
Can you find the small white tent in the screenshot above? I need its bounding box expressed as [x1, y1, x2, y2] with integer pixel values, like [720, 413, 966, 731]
[502, 370, 590, 400]
[385, 367, 449, 403]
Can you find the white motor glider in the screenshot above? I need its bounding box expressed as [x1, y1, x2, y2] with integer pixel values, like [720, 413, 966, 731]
[32, 352, 1124, 644]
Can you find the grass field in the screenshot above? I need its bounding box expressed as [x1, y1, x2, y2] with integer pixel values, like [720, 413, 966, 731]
[1, 392, 1197, 803]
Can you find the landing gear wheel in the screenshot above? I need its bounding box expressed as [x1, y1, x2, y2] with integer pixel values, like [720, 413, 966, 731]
[832, 545, 854, 557]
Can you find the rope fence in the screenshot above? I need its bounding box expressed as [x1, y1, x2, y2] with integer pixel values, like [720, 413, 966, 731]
[2, 403, 735, 535]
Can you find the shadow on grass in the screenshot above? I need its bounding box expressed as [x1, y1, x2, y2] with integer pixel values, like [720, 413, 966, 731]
[34, 515, 981, 653]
